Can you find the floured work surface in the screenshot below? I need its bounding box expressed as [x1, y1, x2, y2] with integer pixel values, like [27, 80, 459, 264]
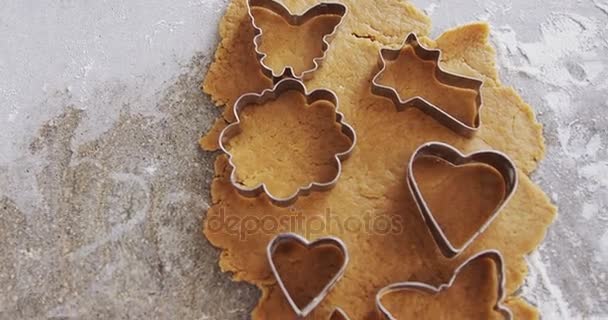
[200, 0, 557, 318]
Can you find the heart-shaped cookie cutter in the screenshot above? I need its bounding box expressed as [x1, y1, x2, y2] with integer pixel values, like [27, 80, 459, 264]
[408, 142, 518, 258]
[371, 33, 484, 138]
[219, 78, 356, 207]
[267, 233, 349, 318]
[248, 0, 348, 82]
[375, 250, 513, 320]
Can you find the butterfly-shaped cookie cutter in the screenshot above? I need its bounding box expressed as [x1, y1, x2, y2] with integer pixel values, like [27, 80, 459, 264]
[248, 0, 348, 82]
[219, 78, 356, 207]
[267, 233, 349, 318]
[376, 250, 513, 320]
[408, 142, 518, 258]
[371, 33, 484, 138]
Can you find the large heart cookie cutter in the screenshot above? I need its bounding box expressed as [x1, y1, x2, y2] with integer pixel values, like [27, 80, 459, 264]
[371, 33, 484, 138]
[408, 142, 518, 258]
[218, 78, 356, 207]
[267, 233, 349, 318]
[248, 0, 348, 82]
[376, 250, 513, 320]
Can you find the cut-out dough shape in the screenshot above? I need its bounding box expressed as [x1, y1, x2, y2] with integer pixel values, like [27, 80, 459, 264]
[249, 0, 347, 81]
[267, 233, 349, 317]
[376, 250, 512, 320]
[372, 33, 483, 137]
[408, 142, 518, 258]
[219, 78, 356, 206]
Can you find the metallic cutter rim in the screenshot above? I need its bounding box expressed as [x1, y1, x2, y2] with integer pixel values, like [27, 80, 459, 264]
[407, 141, 518, 258]
[218, 78, 357, 207]
[329, 307, 350, 320]
[267, 232, 350, 318]
[371, 33, 484, 138]
[247, 0, 348, 82]
[375, 249, 513, 320]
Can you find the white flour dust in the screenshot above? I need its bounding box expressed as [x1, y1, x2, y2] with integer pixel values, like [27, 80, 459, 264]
[492, 7, 608, 320]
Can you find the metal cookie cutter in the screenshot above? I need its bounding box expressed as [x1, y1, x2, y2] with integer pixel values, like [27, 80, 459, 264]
[375, 250, 513, 320]
[371, 33, 484, 137]
[329, 307, 350, 320]
[248, 0, 348, 82]
[267, 233, 350, 318]
[218, 78, 356, 207]
[408, 142, 518, 258]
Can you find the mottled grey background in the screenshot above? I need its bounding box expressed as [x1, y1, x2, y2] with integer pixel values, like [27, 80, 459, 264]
[0, 0, 606, 319]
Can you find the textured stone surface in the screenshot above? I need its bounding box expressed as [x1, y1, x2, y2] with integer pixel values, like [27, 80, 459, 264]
[1, 53, 259, 319]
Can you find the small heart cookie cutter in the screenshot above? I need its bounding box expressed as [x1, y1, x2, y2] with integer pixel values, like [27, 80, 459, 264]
[267, 233, 349, 318]
[371, 33, 484, 138]
[247, 0, 348, 82]
[375, 250, 513, 320]
[408, 142, 518, 258]
[218, 78, 356, 207]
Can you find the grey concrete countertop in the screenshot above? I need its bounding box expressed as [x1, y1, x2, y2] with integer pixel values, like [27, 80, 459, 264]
[1, 0, 606, 319]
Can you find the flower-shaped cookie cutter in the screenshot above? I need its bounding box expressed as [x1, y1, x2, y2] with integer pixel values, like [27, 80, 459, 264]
[371, 33, 484, 138]
[219, 78, 356, 207]
[375, 250, 513, 320]
[248, 0, 348, 82]
[408, 142, 518, 258]
[267, 233, 349, 318]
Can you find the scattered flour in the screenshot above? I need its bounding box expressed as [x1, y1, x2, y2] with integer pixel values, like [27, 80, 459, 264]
[580, 161, 608, 188]
[581, 202, 599, 220]
[525, 252, 574, 319]
[424, 3, 439, 16]
[492, 5, 608, 318]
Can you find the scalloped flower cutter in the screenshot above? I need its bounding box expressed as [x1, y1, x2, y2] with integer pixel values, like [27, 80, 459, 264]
[371, 33, 484, 138]
[376, 250, 513, 320]
[248, 0, 347, 82]
[218, 78, 356, 207]
[267, 233, 349, 318]
[408, 142, 518, 258]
